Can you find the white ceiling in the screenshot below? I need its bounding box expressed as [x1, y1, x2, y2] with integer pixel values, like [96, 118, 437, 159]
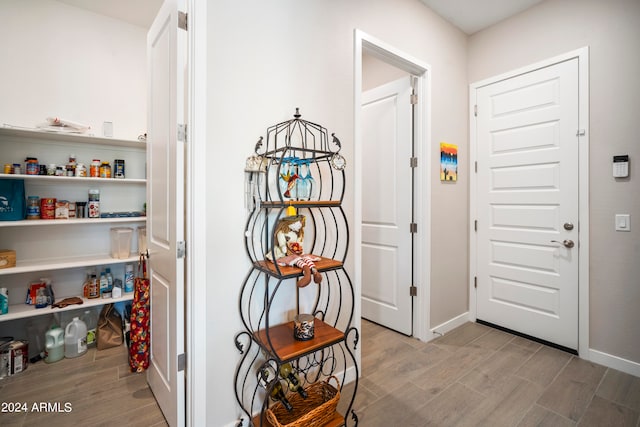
[420, 0, 545, 34]
[56, 0, 543, 34]
[56, 0, 162, 28]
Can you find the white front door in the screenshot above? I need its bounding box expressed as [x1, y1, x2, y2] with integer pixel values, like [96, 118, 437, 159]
[361, 77, 414, 336]
[147, 1, 186, 425]
[474, 58, 579, 350]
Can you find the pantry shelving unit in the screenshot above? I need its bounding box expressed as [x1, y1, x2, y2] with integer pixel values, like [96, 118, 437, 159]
[0, 126, 146, 323]
[234, 110, 358, 427]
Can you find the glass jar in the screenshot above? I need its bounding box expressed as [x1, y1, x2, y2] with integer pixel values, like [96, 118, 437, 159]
[26, 196, 40, 219]
[90, 159, 100, 177]
[76, 163, 87, 177]
[99, 161, 111, 178]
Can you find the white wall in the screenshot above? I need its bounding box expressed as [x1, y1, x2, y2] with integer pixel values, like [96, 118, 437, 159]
[0, 0, 148, 140]
[468, 0, 640, 365]
[206, 0, 468, 424]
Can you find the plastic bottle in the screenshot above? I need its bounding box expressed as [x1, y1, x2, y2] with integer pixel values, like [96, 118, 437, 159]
[44, 326, 64, 363]
[82, 310, 98, 347]
[88, 274, 99, 299]
[64, 317, 88, 358]
[99, 272, 109, 295]
[105, 268, 114, 290]
[124, 264, 134, 293]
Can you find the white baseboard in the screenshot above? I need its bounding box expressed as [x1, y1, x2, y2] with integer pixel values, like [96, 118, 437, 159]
[428, 311, 470, 341]
[588, 348, 640, 377]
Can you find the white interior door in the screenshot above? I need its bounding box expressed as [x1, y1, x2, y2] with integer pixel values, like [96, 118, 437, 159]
[475, 58, 579, 350]
[147, 1, 186, 425]
[361, 77, 414, 336]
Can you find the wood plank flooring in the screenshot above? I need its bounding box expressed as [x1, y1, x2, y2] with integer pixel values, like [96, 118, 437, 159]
[0, 344, 166, 427]
[3, 320, 639, 426]
[340, 320, 640, 426]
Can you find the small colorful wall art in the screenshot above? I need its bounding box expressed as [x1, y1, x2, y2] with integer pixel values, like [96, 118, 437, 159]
[440, 142, 458, 182]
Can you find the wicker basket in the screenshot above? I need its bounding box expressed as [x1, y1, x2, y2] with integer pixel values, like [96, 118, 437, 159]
[266, 375, 340, 427]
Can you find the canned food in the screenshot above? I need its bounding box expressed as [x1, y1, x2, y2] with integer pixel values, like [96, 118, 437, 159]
[40, 198, 56, 219]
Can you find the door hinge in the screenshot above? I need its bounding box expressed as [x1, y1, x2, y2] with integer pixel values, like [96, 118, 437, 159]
[410, 93, 418, 105]
[474, 220, 477, 231]
[576, 129, 586, 137]
[178, 353, 186, 372]
[177, 241, 186, 259]
[475, 161, 477, 173]
[474, 105, 478, 117]
[178, 11, 188, 31]
[474, 276, 477, 289]
[178, 124, 187, 142]
[410, 157, 418, 168]
[410, 223, 418, 234]
[409, 286, 417, 297]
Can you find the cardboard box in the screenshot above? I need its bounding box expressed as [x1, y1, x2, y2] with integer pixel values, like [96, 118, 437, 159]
[0, 249, 16, 269]
[0, 340, 28, 377]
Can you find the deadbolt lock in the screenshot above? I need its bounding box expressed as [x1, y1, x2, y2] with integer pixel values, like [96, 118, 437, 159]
[564, 222, 574, 231]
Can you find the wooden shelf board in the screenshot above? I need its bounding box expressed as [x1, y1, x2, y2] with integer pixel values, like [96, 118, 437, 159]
[260, 200, 341, 208]
[254, 318, 345, 362]
[255, 257, 343, 278]
[252, 411, 344, 427]
[0, 293, 134, 322]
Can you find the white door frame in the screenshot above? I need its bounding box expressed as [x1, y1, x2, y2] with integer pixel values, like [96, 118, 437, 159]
[469, 47, 590, 357]
[354, 30, 432, 341]
[185, 0, 207, 424]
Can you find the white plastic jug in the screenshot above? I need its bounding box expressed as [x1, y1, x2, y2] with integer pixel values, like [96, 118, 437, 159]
[45, 326, 64, 363]
[64, 317, 88, 358]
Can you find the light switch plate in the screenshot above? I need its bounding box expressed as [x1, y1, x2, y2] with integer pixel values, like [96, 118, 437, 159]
[615, 214, 630, 231]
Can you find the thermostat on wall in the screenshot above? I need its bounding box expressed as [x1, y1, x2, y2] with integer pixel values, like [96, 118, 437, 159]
[613, 155, 629, 178]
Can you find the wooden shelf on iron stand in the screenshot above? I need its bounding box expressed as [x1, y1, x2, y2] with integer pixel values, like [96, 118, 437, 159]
[254, 257, 343, 279]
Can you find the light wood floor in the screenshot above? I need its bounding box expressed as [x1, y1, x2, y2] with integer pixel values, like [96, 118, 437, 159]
[343, 320, 640, 426]
[4, 321, 639, 426]
[0, 344, 166, 427]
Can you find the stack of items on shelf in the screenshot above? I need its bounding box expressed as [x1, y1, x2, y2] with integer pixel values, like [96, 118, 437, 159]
[3, 154, 126, 179]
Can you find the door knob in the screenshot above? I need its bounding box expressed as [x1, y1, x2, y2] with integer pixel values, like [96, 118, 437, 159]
[550, 239, 575, 248]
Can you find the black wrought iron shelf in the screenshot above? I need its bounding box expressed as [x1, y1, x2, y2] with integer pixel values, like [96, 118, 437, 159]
[235, 109, 358, 427]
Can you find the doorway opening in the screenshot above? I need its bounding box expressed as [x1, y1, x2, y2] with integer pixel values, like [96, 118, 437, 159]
[354, 30, 432, 342]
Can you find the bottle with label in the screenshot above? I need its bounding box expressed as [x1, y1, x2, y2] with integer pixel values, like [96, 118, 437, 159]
[90, 159, 100, 177]
[259, 367, 294, 412]
[124, 264, 134, 293]
[26, 196, 40, 219]
[105, 268, 114, 290]
[88, 274, 99, 299]
[99, 272, 109, 295]
[64, 317, 88, 358]
[82, 310, 97, 347]
[279, 362, 308, 398]
[76, 163, 87, 177]
[99, 161, 112, 178]
[88, 189, 100, 218]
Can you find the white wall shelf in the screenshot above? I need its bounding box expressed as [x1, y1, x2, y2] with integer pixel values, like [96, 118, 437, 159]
[0, 254, 140, 276]
[0, 173, 146, 184]
[0, 126, 145, 149]
[0, 217, 145, 228]
[0, 293, 134, 323]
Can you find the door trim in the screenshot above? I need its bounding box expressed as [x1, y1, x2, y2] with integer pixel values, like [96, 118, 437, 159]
[469, 47, 590, 357]
[186, 0, 207, 424]
[354, 29, 432, 341]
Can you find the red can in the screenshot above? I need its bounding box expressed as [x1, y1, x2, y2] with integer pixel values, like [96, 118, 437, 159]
[40, 198, 56, 219]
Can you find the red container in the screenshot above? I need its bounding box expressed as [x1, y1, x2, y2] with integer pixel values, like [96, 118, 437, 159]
[40, 198, 56, 219]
